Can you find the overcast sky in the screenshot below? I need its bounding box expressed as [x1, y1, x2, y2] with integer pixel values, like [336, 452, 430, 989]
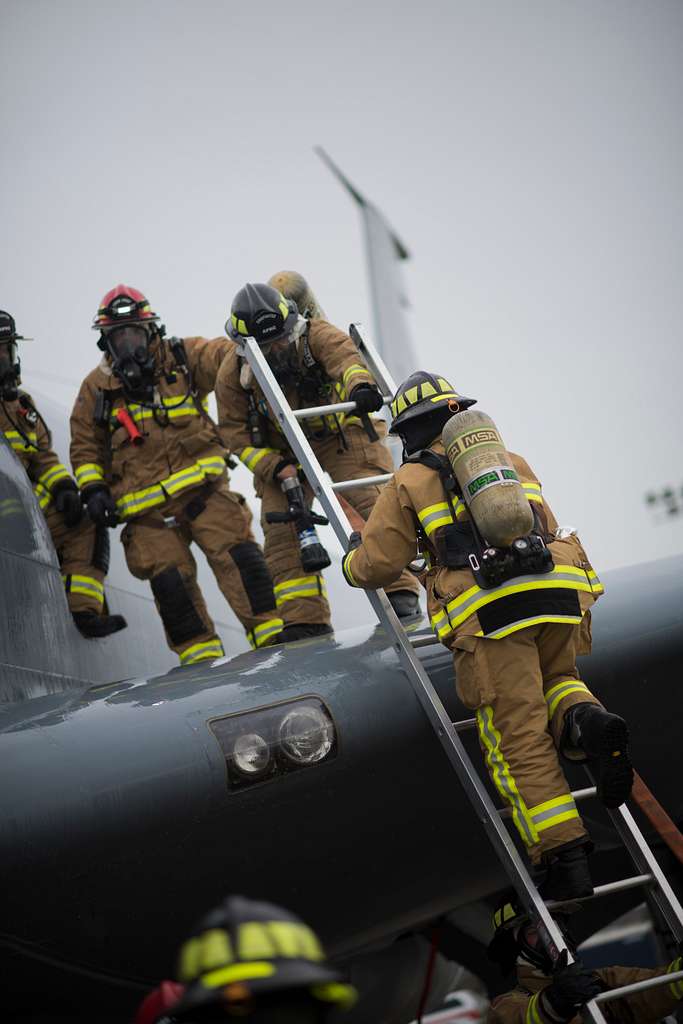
[2, 0, 682, 573]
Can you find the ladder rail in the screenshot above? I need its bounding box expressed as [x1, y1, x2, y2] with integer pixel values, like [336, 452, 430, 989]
[238, 334, 606, 1015]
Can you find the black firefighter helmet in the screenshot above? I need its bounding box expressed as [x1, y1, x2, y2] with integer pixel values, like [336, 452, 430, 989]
[171, 895, 356, 1020]
[227, 283, 299, 347]
[389, 370, 477, 455]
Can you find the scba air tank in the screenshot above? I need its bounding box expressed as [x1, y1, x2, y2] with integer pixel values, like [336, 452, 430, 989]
[441, 410, 533, 547]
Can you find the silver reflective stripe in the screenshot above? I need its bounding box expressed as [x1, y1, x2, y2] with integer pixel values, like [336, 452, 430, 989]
[531, 797, 577, 827]
[420, 506, 453, 532]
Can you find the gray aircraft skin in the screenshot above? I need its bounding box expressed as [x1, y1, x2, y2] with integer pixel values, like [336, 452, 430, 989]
[2, 161, 681, 1020]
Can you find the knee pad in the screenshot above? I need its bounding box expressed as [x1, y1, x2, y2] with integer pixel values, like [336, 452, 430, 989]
[92, 524, 111, 574]
[229, 541, 276, 614]
[150, 568, 206, 645]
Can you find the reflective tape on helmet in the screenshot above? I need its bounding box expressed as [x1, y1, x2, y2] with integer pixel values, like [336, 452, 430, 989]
[179, 638, 225, 665]
[430, 565, 595, 641]
[75, 463, 105, 488]
[62, 574, 105, 608]
[4, 429, 37, 451]
[115, 458, 226, 518]
[247, 618, 284, 649]
[239, 446, 279, 472]
[528, 793, 580, 833]
[476, 704, 538, 847]
[37, 463, 71, 491]
[545, 679, 593, 721]
[274, 575, 327, 606]
[231, 313, 249, 336]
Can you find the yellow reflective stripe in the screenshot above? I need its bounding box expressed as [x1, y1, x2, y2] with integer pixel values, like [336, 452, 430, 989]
[342, 549, 357, 586]
[454, 497, 467, 519]
[239, 446, 278, 471]
[342, 363, 369, 389]
[545, 679, 592, 720]
[247, 618, 284, 649]
[179, 639, 225, 665]
[274, 575, 327, 605]
[476, 705, 538, 847]
[587, 569, 604, 595]
[75, 463, 105, 487]
[202, 961, 275, 988]
[528, 793, 580, 833]
[523, 483, 543, 505]
[62, 574, 105, 606]
[116, 459, 227, 517]
[482, 613, 584, 640]
[310, 983, 357, 1009]
[274, 577, 327, 606]
[4, 429, 37, 450]
[668, 957, 683, 999]
[525, 992, 543, 1024]
[431, 565, 594, 636]
[37, 463, 71, 490]
[35, 483, 52, 509]
[417, 501, 454, 537]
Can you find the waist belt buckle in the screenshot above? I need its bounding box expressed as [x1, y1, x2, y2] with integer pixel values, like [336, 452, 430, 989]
[163, 514, 179, 529]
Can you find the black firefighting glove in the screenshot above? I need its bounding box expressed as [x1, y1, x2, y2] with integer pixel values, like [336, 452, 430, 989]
[541, 951, 602, 1019]
[347, 531, 362, 553]
[84, 485, 119, 528]
[350, 384, 384, 414]
[53, 481, 83, 528]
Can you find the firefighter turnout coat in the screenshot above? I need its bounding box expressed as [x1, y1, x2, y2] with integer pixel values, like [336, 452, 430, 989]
[216, 319, 419, 628]
[1, 391, 106, 614]
[488, 956, 683, 1023]
[342, 441, 605, 861]
[70, 338, 282, 662]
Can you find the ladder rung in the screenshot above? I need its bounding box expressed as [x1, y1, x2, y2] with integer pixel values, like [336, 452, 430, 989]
[545, 874, 653, 910]
[331, 474, 393, 492]
[593, 968, 683, 1005]
[409, 635, 440, 649]
[292, 396, 392, 420]
[498, 786, 597, 819]
[452, 718, 477, 732]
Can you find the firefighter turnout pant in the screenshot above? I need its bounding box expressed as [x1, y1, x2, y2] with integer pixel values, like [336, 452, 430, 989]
[121, 477, 282, 664]
[259, 423, 420, 628]
[452, 620, 602, 863]
[44, 503, 107, 615]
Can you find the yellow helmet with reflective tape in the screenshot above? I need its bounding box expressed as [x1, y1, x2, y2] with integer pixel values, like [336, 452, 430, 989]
[389, 371, 476, 434]
[171, 895, 356, 1019]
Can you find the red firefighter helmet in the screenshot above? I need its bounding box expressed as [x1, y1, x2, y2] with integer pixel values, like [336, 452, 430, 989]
[93, 284, 159, 330]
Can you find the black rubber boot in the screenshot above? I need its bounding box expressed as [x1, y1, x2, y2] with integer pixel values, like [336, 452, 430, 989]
[72, 611, 128, 639]
[539, 839, 594, 902]
[387, 590, 421, 618]
[566, 703, 633, 808]
[278, 623, 333, 643]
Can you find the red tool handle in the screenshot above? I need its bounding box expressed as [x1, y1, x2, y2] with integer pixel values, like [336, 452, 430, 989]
[116, 407, 144, 446]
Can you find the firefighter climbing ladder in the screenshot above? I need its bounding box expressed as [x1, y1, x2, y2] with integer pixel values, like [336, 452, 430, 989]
[240, 326, 683, 1024]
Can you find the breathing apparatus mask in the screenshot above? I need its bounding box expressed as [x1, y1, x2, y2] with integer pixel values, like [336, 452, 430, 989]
[0, 340, 20, 401]
[488, 900, 576, 976]
[103, 324, 157, 398]
[259, 315, 308, 383]
[0, 312, 27, 402]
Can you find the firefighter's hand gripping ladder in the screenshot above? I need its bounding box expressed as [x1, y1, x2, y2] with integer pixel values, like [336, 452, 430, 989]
[238, 325, 683, 1024]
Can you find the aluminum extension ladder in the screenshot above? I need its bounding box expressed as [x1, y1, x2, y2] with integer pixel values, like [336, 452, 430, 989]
[238, 324, 683, 1023]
